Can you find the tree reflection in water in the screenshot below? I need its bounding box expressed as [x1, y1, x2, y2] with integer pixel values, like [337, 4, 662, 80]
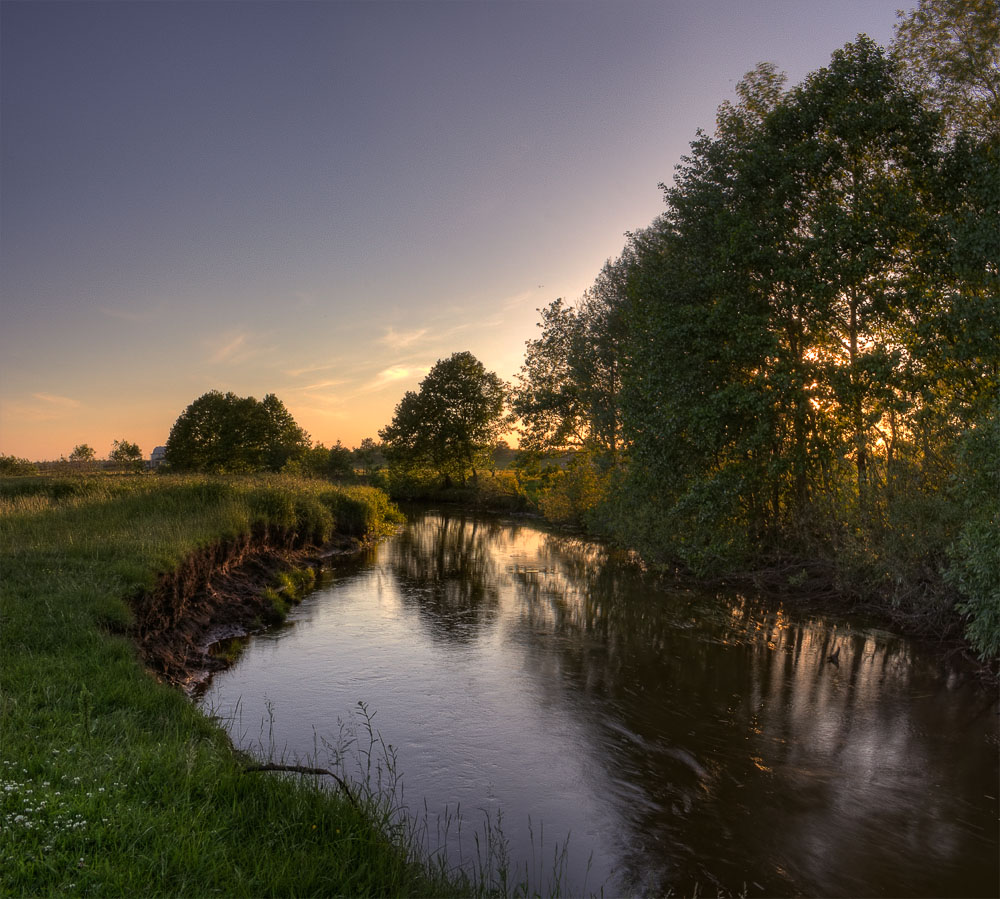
[383, 511, 511, 644]
[501, 529, 997, 897]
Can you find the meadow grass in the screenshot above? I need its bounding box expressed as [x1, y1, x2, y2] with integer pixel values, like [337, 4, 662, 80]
[0, 473, 480, 897]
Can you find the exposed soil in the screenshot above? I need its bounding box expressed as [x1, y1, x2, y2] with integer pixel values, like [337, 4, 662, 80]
[130, 526, 365, 693]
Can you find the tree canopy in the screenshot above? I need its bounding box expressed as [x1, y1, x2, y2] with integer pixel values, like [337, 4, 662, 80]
[165, 391, 310, 473]
[508, 31, 999, 657]
[891, 0, 1000, 139]
[380, 352, 506, 486]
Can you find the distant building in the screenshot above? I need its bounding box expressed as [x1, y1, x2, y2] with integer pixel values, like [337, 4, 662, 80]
[149, 446, 167, 467]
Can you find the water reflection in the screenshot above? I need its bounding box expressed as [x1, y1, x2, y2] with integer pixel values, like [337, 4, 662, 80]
[201, 511, 999, 898]
[384, 511, 509, 644]
[506, 530, 997, 896]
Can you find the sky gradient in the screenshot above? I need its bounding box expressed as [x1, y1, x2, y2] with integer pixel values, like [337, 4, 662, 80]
[1, 0, 915, 461]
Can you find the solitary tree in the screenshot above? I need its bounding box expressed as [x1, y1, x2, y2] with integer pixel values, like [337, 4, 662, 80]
[353, 437, 384, 476]
[165, 391, 310, 473]
[68, 444, 96, 464]
[109, 439, 143, 472]
[380, 352, 506, 486]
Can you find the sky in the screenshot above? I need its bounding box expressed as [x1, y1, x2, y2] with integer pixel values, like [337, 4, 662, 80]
[1, 0, 916, 461]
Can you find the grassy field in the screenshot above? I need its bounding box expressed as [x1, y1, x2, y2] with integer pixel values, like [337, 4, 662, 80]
[0, 474, 476, 897]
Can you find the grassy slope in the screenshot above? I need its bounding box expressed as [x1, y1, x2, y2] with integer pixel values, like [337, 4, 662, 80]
[0, 475, 459, 897]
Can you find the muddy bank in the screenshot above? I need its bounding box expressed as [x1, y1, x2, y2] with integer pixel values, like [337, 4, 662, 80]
[130, 526, 364, 692]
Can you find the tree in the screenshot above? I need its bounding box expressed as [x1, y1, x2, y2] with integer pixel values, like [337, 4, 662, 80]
[68, 444, 96, 463]
[0, 454, 38, 476]
[109, 439, 143, 471]
[380, 352, 506, 486]
[352, 437, 384, 476]
[328, 440, 354, 478]
[616, 38, 943, 565]
[511, 251, 632, 459]
[165, 391, 310, 473]
[891, 0, 1000, 140]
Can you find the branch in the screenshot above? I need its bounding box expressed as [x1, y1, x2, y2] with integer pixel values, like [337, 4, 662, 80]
[244, 762, 360, 808]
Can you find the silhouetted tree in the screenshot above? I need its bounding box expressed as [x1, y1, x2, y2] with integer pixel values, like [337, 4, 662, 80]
[328, 440, 354, 478]
[109, 439, 143, 471]
[165, 391, 310, 473]
[68, 444, 96, 464]
[380, 352, 506, 486]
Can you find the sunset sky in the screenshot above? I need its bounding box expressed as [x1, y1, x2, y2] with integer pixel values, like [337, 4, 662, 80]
[1, 0, 914, 461]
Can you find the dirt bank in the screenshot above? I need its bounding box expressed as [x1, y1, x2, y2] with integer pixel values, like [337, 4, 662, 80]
[130, 526, 364, 693]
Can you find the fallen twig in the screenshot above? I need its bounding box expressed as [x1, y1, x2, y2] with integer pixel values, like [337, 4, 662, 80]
[244, 762, 360, 809]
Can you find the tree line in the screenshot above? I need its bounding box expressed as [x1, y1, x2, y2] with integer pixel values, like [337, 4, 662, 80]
[509, 2, 999, 658]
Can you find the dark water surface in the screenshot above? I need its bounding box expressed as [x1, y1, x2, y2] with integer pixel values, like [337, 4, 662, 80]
[199, 509, 999, 897]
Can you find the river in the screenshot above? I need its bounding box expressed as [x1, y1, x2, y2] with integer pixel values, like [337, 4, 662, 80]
[198, 508, 999, 897]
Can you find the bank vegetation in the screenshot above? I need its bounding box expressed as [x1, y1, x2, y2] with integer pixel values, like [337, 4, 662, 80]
[0, 474, 485, 897]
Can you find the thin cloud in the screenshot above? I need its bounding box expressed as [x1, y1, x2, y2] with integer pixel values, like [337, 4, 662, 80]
[2, 393, 84, 423]
[376, 365, 423, 385]
[502, 290, 536, 310]
[32, 393, 81, 409]
[208, 333, 247, 364]
[379, 327, 429, 349]
[346, 364, 429, 398]
[284, 362, 341, 378]
[299, 379, 349, 392]
[205, 331, 275, 366]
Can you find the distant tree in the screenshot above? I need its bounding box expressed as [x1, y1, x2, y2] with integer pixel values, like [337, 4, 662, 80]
[891, 0, 1000, 139]
[352, 437, 384, 476]
[109, 439, 143, 471]
[328, 440, 354, 478]
[380, 351, 506, 486]
[165, 391, 310, 473]
[68, 444, 96, 464]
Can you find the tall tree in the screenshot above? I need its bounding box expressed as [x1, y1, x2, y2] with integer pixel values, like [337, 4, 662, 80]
[68, 444, 96, 463]
[618, 38, 942, 564]
[380, 352, 506, 486]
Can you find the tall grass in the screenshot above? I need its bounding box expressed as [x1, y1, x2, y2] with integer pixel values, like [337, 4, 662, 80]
[0, 473, 478, 897]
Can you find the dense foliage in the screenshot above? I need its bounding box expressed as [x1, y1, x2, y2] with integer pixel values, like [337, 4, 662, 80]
[165, 391, 311, 473]
[380, 352, 506, 487]
[510, 9, 999, 659]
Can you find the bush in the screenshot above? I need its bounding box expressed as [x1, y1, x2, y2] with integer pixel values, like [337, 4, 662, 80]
[0, 455, 39, 476]
[947, 403, 1000, 660]
[537, 451, 612, 529]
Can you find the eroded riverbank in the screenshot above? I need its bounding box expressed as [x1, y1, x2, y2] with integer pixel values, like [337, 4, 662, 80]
[130, 527, 369, 691]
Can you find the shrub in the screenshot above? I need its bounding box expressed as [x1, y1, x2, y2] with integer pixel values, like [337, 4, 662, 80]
[947, 403, 1000, 660]
[0, 455, 38, 476]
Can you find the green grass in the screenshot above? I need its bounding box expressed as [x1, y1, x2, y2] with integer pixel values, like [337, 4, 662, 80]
[0, 473, 481, 897]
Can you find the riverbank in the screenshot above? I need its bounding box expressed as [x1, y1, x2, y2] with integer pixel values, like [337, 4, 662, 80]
[0, 474, 471, 897]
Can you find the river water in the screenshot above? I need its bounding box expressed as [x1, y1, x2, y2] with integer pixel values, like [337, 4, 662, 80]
[199, 509, 999, 897]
